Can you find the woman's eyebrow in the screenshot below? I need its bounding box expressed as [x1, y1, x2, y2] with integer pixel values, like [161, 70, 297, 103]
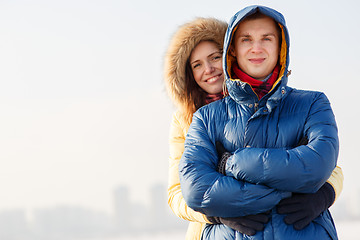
[190, 59, 200, 65]
[208, 51, 222, 57]
[191, 51, 222, 65]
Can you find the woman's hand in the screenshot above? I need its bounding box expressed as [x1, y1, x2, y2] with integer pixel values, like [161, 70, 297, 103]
[276, 182, 335, 230]
[207, 211, 270, 236]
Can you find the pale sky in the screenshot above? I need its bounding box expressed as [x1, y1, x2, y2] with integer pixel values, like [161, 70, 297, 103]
[0, 0, 359, 215]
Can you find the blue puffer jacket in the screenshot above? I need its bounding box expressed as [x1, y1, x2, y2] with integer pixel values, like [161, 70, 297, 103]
[179, 5, 339, 240]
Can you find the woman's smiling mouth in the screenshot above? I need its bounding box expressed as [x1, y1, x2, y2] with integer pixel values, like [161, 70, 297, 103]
[205, 73, 223, 83]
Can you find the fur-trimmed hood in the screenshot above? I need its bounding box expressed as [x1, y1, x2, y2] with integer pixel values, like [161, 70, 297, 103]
[164, 18, 227, 109]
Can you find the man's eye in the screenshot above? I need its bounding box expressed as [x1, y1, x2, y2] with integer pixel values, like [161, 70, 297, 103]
[241, 38, 251, 42]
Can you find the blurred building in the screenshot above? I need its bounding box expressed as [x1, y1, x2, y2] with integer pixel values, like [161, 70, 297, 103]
[113, 185, 132, 233]
[0, 183, 189, 239]
[0, 209, 29, 240]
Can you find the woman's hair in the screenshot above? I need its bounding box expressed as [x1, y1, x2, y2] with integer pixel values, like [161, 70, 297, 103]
[184, 57, 205, 112]
[164, 18, 227, 129]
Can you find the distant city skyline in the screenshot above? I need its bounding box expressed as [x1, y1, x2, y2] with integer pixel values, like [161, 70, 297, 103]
[0, 182, 358, 240]
[0, 183, 187, 240]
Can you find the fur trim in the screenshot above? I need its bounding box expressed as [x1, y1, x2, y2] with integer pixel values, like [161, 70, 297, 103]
[164, 18, 227, 109]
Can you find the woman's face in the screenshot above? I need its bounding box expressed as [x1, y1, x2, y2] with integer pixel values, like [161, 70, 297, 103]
[189, 41, 224, 94]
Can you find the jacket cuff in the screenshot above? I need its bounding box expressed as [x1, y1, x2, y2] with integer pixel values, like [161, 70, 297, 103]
[217, 152, 232, 175]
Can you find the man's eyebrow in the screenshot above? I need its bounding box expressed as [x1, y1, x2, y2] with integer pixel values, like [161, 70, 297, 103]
[263, 33, 277, 37]
[238, 33, 277, 37]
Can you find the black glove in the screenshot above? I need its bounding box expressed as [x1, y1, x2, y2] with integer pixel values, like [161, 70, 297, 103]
[276, 182, 335, 230]
[215, 141, 232, 175]
[207, 212, 270, 236]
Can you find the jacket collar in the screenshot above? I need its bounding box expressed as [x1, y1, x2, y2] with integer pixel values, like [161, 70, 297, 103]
[226, 75, 289, 109]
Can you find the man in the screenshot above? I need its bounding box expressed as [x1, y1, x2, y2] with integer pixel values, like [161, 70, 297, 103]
[179, 5, 342, 239]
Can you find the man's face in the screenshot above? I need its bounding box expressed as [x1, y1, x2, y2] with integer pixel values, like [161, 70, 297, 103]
[231, 16, 280, 81]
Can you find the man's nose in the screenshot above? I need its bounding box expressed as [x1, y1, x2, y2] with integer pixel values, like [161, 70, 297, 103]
[251, 41, 263, 53]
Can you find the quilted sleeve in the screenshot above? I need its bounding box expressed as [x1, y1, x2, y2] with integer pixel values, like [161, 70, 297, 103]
[224, 93, 338, 193]
[179, 110, 291, 218]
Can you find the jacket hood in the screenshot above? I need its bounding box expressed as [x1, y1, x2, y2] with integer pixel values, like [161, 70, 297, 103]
[223, 5, 290, 104]
[164, 18, 227, 109]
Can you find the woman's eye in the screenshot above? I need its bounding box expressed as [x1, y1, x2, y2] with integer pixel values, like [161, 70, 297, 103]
[192, 63, 201, 69]
[212, 55, 222, 61]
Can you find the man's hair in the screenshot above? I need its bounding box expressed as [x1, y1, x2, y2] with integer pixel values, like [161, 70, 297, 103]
[243, 11, 268, 21]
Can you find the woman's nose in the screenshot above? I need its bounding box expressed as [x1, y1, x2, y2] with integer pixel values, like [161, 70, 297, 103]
[204, 63, 215, 74]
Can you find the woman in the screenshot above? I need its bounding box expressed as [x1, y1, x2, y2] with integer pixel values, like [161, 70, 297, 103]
[164, 17, 343, 239]
[164, 18, 227, 240]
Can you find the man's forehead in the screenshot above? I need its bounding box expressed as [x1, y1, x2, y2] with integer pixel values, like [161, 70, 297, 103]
[234, 17, 279, 37]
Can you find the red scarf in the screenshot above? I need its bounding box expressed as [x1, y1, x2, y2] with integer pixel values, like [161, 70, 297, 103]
[232, 63, 280, 100]
[204, 92, 224, 105]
